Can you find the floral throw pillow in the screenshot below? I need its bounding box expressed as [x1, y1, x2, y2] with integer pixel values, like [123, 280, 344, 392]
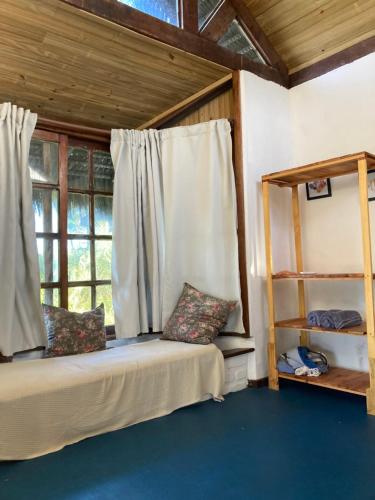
[42, 304, 106, 357]
[161, 283, 237, 345]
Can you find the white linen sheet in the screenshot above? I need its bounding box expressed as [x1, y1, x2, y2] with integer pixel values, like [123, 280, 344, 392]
[0, 340, 224, 460]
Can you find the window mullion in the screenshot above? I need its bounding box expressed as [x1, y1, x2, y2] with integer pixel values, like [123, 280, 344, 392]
[59, 134, 69, 309]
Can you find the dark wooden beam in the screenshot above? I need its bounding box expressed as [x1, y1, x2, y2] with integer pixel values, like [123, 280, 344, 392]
[232, 70, 250, 337]
[200, 0, 236, 43]
[181, 0, 198, 33]
[229, 0, 289, 86]
[59, 0, 287, 87]
[289, 35, 375, 88]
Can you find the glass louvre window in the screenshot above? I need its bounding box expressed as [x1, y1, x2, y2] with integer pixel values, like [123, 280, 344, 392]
[117, 0, 179, 26]
[218, 19, 265, 64]
[30, 132, 114, 328]
[198, 0, 221, 28]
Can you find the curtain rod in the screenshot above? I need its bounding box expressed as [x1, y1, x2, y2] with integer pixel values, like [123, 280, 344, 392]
[36, 116, 234, 142]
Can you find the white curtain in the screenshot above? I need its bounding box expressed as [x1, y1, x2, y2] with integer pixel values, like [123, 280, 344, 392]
[0, 103, 47, 356]
[111, 129, 165, 338]
[111, 119, 244, 338]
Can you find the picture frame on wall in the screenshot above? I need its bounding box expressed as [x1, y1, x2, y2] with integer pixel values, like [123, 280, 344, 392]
[306, 178, 332, 201]
[368, 170, 375, 201]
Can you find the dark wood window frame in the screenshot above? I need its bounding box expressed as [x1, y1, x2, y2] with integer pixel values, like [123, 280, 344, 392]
[32, 129, 114, 329]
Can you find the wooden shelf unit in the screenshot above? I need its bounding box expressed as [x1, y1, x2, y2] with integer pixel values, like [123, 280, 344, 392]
[262, 152, 375, 413]
[275, 318, 367, 336]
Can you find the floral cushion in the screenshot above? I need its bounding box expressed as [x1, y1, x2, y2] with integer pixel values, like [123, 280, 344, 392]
[161, 283, 237, 345]
[42, 304, 106, 357]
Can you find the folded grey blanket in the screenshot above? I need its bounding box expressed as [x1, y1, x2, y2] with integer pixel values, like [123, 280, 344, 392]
[307, 310, 362, 329]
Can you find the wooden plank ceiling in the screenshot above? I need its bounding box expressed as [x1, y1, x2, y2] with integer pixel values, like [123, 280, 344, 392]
[244, 0, 375, 73]
[0, 0, 229, 129]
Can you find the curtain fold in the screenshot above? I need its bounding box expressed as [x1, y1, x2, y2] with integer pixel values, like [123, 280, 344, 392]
[111, 119, 244, 338]
[0, 102, 47, 356]
[111, 129, 165, 338]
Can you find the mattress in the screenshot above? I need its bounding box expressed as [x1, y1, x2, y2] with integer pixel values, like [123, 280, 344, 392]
[0, 339, 224, 460]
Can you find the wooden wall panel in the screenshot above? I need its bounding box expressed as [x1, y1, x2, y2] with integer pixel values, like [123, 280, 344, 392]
[171, 88, 233, 127]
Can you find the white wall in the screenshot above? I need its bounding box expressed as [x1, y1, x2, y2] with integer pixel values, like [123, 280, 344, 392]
[288, 52, 375, 371]
[241, 71, 295, 379]
[242, 52, 375, 378]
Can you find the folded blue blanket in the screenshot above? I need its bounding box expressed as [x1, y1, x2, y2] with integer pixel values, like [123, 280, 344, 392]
[307, 309, 362, 330]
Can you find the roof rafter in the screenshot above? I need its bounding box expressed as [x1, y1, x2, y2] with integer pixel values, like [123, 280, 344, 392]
[200, 0, 236, 43]
[228, 0, 289, 84]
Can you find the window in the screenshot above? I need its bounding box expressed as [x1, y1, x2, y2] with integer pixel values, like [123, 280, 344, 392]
[117, 0, 179, 26]
[30, 131, 114, 327]
[198, 0, 221, 28]
[218, 19, 265, 64]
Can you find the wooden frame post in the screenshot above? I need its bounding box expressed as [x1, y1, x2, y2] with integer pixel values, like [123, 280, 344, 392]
[358, 158, 375, 414]
[262, 180, 278, 390]
[291, 185, 309, 346]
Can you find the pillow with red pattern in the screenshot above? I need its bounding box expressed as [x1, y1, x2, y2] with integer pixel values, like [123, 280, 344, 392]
[42, 304, 106, 357]
[161, 283, 237, 345]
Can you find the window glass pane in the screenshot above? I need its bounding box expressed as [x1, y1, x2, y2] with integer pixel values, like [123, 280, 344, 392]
[29, 139, 59, 184]
[94, 196, 113, 235]
[218, 20, 265, 64]
[94, 151, 114, 192]
[95, 241, 112, 280]
[37, 238, 59, 283]
[96, 285, 114, 326]
[117, 0, 178, 25]
[68, 286, 92, 313]
[68, 240, 91, 282]
[198, 0, 220, 28]
[68, 147, 89, 189]
[32, 189, 59, 233]
[41, 288, 60, 307]
[68, 193, 90, 235]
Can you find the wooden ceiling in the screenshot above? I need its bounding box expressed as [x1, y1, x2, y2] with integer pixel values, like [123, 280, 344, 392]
[244, 0, 375, 73]
[0, 0, 229, 130]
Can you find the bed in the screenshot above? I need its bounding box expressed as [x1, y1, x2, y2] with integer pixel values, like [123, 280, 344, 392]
[0, 339, 224, 460]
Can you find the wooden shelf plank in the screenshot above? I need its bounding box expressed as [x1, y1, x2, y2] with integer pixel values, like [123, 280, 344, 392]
[275, 318, 367, 336]
[272, 272, 368, 280]
[262, 152, 375, 187]
[279, 367, 369, 396]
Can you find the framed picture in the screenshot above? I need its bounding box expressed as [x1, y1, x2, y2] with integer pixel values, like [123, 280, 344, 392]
[368, 170, 375, 201]
[305, 178, 332, 201]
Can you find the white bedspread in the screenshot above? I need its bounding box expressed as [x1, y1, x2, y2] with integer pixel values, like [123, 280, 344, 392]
[0, 340, 224, 460]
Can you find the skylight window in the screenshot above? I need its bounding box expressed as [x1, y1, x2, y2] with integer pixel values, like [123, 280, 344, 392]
[218, 19, 265, 64]
[198, 0, 222, 28]
[117, 0, 179, 26]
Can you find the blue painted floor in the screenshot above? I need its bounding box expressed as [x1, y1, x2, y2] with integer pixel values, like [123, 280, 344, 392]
[1, 382, 375, 500]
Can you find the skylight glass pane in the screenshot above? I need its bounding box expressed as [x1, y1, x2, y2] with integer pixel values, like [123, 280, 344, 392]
[218, 20, 265, 64]
[117, 0, 179, 26]
[198, 0, 221, 28]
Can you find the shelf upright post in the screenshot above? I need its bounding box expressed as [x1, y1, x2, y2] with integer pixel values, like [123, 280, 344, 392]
[291, 185, 309, 346]
[262, 180, 278, 390]
[358, 157, 375, 415]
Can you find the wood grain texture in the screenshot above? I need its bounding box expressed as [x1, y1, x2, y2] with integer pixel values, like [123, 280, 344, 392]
[244, 0, 375, 74]
[262, 152, 375, 187]
[0, 0, 230, 130]
[279, 367, 369, 396]
[272, 272, 372, 280]
[275, 318, 367, 336]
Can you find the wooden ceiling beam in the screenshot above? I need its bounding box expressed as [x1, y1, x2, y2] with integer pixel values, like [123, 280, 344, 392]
[229, 0, 289, 85]
[200, 0, 236, 43]
[58, 0, 287, 87]
[289, 35, 375, 88]
[180, 0, 198, 34]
